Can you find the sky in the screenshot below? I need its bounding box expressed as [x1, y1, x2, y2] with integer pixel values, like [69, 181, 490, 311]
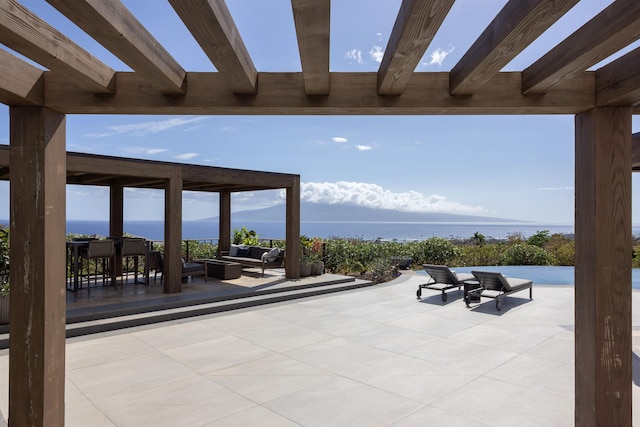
[0, 0, 639, 224]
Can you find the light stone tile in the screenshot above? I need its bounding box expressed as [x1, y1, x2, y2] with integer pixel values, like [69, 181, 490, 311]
[265, 376, 424, 427]
[208, 374, 333, 404]
[392, 406, 491, 427]
[433, 376, 573, 427]
[291, 312, 388, 337]
[162, 335, 275, 375]
[203, 405, 301, 427]
[65, 334, 156, 371]
[485, 354, 574, 398]
[255, 303, 333, 322]
[209, 353, 330, 376]
[349, 354, 476, 404]
[349, 335, 437, 354]
[339, 299, 427, 323]
[199, 310, 287, 335]
[404, 337, 518, 375]
[282, 337, 397, 376]
[449, 324, 550, 353]
[528, 336, 574, 364]
[235, 322, 333, 353]
[388, 312, 476, 337]
[66, 351, 198, 405]
[131, 320, 227, 350]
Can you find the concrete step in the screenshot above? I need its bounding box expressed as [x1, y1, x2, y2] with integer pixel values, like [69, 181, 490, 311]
[0, 277, 373, 349]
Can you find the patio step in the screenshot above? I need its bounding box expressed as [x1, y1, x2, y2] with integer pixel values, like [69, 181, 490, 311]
[0, 277, 373, 349]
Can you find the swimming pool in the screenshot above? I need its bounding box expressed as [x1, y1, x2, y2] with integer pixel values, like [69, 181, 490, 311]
[419, 265, 640, 290]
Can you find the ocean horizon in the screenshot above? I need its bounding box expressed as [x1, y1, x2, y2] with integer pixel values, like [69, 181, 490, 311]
[58, 220, 585, 242]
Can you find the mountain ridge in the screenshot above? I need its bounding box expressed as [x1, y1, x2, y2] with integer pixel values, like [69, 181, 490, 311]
[202, 203, 526, 223]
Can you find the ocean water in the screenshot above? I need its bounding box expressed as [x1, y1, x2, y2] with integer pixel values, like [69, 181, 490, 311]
[61, 220, 584, 242]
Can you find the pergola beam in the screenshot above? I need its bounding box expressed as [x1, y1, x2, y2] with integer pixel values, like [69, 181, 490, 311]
[596, 47, 640, 107]
[0, 49, 43, 106]
[523, 0, 640, 94]
[377, 0, 454, 95]
[291, 0, 330, 95]
[0, 0, 115, 93]
[168, 0, 257, 94]
[46, 0, 186, 95]
[42, 71, 596, 115]
[450, 0, 578, 95]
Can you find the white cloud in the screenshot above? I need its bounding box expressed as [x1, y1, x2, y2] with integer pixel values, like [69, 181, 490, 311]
[356, 145, 372, 151]
[332, 137, 348, 143]
[300, 181, 486, 215]
[175, 152, 199, 160]
[369, 46, 384, 63]
[147, 148, 168, 155]
[122, 147, 168, 155]
[345, 49, 363, 64]
[425, 46, 455, 67]
[85, 117, 208, 138]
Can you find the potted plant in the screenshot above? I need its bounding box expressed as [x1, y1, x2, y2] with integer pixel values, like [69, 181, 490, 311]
[0, 226, 9, 325]
[309, 237, 325, 275]
[299, 235, 313, 277]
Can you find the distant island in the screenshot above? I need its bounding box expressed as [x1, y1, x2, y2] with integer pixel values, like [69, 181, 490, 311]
[202, 203, 526, 223]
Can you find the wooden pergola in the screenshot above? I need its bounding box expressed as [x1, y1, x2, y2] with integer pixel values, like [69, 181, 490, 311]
[1, 0, 639, 425]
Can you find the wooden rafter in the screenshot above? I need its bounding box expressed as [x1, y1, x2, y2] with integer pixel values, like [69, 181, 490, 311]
[168, 0, 257, 94]
[522, 0, 640, 94]
[0, 0, 115, 93]
[291, 0, 330, 95]
[596, 47, 640, 107]
[46, 0, 186, 95]
[450, 0, 578, 95]
[377, 0, 454, 95]
[0, 48, 43, 105]
[42, 71, 595, 115]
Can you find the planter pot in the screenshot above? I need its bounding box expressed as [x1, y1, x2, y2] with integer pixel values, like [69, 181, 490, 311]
[0, 295, 8, 325]
[311, 261, 324, 276]
[299, 262, 312, 277]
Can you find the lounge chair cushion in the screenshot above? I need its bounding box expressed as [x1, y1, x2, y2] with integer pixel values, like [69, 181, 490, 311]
[264, 247, 280, 262]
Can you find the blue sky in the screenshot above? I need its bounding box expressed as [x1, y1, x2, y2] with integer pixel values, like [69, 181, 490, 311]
[0, 0, 639, 224]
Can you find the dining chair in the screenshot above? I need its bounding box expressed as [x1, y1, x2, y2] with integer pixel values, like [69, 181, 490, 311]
[120, 238, 147, 285]
[80, 239, 116, 291]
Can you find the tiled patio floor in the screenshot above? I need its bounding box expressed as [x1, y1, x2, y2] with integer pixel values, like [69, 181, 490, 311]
[2, 271, 640, 426]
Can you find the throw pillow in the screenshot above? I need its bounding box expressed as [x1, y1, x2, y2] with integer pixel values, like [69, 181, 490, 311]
[264, 247, 280, 262]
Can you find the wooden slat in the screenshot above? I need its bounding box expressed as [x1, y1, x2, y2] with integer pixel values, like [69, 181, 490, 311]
[291, 0, 330, 95]
[377, 0, 454, 95]
[168, 0, 257, 94]
[450, 0, 578, 95]
[46, 0, 186, 95]
[42, 71, 595, 115]
[0, 48, 43, 105]
[596, 47, 640, 107]
[0, 0, 115, 93]
[523, 0, 640, 94]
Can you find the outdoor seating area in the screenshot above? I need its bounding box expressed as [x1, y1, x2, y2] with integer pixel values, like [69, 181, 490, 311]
[221, 245, 285, 277]
[417, 264, 475, 302]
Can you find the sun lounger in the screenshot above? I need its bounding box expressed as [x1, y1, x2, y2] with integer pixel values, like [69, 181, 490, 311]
[417, 264, 475, 302]
[467, 270, 533, 311]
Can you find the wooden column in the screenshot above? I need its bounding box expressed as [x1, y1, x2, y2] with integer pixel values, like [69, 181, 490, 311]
[285, 178, 300, 279]
[218, 191, 231, 256]
[110, 185, 124, 275]
[163, 167, 182, 293]
[8, 107, 66, 426]
[575, 107, 632, 426]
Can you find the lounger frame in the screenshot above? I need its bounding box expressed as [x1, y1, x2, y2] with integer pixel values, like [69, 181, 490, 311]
[466, 270, 533, 311]
[417, 264, 474, 302]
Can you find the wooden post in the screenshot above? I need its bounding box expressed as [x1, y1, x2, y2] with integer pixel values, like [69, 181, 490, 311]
[8, 107, 66, 426]
[110, 184, 124, 276]
[218, 191, 231, 256]
[163, 167, 182, 293]
[285, 178, 301, 279]
[575, 107, 632, 426]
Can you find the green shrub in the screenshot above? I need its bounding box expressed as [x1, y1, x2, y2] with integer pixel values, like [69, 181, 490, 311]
[527, 230, 551, 248]
[409, 237, 459, 266]
[453, 244, 504, 266]
[501, 243, 551, 265]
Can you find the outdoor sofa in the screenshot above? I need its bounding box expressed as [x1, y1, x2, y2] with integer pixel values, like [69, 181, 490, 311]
[221, 245, 285, 276]
[417, 264, 475, 302]
[466, 270, 533, 311]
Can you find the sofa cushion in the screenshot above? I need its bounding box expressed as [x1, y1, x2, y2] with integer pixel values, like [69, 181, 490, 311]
[248, 246, 267, 259]
[229, 244, 240, 256]
[236, 247, 250, 257]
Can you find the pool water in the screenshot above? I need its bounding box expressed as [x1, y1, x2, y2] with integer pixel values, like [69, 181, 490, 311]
[419, 265, 640, 290]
